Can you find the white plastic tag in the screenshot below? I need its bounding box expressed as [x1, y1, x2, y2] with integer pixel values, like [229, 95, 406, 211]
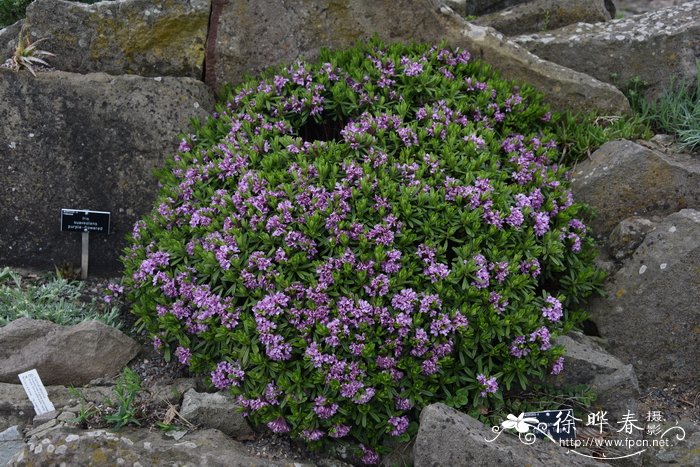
[18, 369, 55, 415]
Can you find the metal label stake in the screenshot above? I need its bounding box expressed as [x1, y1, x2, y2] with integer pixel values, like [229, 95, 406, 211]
[81, 231, 89, 280]
[60, 209, 111, 279]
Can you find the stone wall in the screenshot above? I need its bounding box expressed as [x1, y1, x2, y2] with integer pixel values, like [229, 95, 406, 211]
[0, 70, 213, 273]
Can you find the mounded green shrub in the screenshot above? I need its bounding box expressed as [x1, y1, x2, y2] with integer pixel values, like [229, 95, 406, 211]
[119, 40, 603, 462]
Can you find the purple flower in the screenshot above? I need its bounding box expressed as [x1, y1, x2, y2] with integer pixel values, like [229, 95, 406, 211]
[382, 249, 402, 273]
[330, 424, 351, 438]
[267, 417, 290, 433]
[301, 429, 324, 441]
[395, 397, 412, 410]
[542, 296, 563, 322]
[510, 335, 530, 358]
[530, 326, 551, 350]
[152, 337, 163, 350]
[476, 374, 499, 397]
[211, 361, 245, 389]
[401, 56, 424, 76]
[391, 288, 418, 312]
[421, 357, 439, 375]
[364, 274, 390, 297]
[314, 396, 339, 419]
[472, 254, 490, 289]
[424, 262, 450, 283]
[533, 212, 550, 236]
[389, 415, 410, 436]
[520, 259, 541, 278]
[361, 446, 380, 465]
[551, 357, 565, 375]
[174, 346, 192, 366]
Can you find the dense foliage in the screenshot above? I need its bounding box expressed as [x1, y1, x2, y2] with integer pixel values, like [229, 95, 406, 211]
[120, 40, 604, 461]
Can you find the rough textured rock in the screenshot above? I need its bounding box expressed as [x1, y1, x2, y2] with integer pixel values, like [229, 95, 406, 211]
[147, 378, 198, 405]
[641, 420, 700, 466]
[0, 19, 22, 61]
[1, 381, 114, 431]
[514, 3, 700, 99]
[414, 403, 602, 466]
[0, 426, 24, 467]
[23, 0, 210, 78]
[608, 217, 657, 260]
[0, 319, 139, 386]
[445, 0, 530, 17]
[0, 69, 213, 273]
[553, 332, 639, 420]
[571, 140, 700, 237]
[180, 389, 254, 438]
[209, 0, 630, 115]
[474, 0, 612, 36]
[9, 427, 311, 466]
[586, 209, 700, 386]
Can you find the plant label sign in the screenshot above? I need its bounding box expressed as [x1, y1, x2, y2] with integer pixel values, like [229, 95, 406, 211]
[60, 209, 111, 234]
[18, 369, 55, 415]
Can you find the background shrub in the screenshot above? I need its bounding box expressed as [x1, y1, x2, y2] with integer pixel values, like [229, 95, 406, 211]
[121, 40, 604, 461]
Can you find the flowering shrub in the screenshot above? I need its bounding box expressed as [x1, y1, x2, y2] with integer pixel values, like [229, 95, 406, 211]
[120, 40, 603, 460]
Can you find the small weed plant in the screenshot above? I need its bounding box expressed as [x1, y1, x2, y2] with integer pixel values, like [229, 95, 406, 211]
[627, 65, 700, 151]
[119, 40, 605, 461]
[104, 367, 143, 429]
[0, 267, 121, 328]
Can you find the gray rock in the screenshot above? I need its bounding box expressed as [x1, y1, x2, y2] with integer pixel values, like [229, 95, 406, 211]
[32, 410, 58, 427]
[23, 0, 210, 78]
[445, 0, 530, 17]
[9, 427, 310, 466]
[571, 140, 700, 237]
[641, 420, 700, 465]
[0, 382, 113, 431]
[414, 403, 603, 466]
[586, 209, 700, 386]
[209, 0, 630, 115]
[0, 69, 213, 273]
[474, 0, 612, 36]
[514, 3, 700, 100]
[0, 319, 139, 386]
[26, 419, 58, 438]
[147, 378, 198, 405]
[553, 332, 639, 420]
[0, 426, 24, 467]
[180, 389, 254, 438]
[608, 217, 657, 260]
[0, 20, 22, 61]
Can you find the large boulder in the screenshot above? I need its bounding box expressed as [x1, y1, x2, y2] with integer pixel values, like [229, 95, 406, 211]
[0, 319, 140, 386]
[22, 0, 210, 79]
[208, 0, 630, 115]
[586, 209, 700, 386]
[474, 0, 612, 36]
[9, 427, 312, 466]
[0, 69, 213, 273]
[571, 140, 700, 237]
[514, 3, 700, 99]
[414, 403, 603, 466]
[553, 332, 639, 420]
